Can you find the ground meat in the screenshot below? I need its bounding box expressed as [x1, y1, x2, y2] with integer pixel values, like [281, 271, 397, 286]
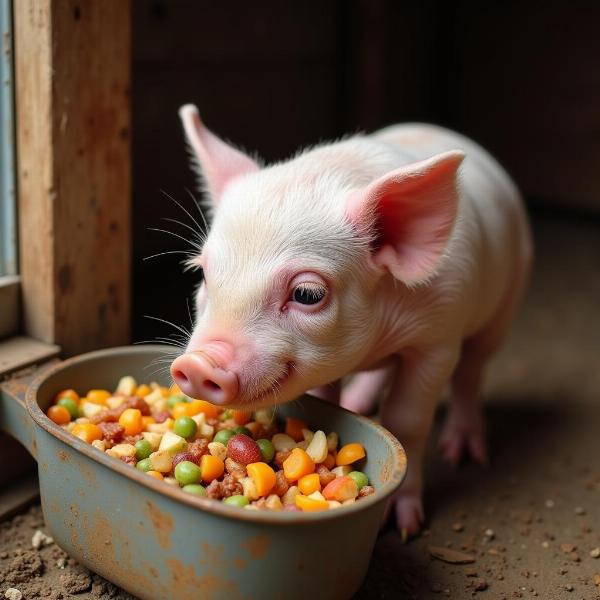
[122, 434, 142, 445]
[90, 396, 150, 424]
[272, 470, 289, 497]
[153, 410, 170, 423]
[206, 474, 243, 499]
[120, 456, 137, 467]
[358, 485, 375, 498]
[274, 450, 291, 468]
[316, 464, 336, 487]
[97, 422, 124, 444]
[188, 439, 209, 462]
[224, 458, 246, 480]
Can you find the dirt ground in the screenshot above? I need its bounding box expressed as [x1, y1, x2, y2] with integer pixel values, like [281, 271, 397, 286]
[1, 211, 599, 599]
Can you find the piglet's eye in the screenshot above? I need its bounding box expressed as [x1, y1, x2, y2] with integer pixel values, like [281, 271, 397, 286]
[292, 282, 327, 305]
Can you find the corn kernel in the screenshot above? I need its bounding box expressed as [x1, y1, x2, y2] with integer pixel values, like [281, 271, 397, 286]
[208, 442, 227, 461]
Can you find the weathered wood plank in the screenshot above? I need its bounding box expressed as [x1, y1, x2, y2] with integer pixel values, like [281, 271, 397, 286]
[14, 0, 131, 356]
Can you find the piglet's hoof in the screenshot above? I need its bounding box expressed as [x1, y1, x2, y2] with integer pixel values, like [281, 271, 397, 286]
[382, 490, 424, 541]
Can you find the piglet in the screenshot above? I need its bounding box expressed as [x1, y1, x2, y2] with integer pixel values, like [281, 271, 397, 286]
[171, 105, 532, 536]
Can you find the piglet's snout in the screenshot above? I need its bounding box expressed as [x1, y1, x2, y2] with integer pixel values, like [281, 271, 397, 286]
[170, 343, 239, 405]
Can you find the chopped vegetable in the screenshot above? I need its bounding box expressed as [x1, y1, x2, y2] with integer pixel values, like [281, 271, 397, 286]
[285, 417, 307, 442]
[47, 405, 71, 425]
[246, 462, 276, 496]
[283, 448, 315, 481]
[336, 443, 366, 466]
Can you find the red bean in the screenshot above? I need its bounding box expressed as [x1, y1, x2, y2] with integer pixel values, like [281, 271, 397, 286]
[226, 434, 262, 465]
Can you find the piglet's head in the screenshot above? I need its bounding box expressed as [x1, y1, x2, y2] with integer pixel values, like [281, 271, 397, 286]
[171, 104, 464, 408]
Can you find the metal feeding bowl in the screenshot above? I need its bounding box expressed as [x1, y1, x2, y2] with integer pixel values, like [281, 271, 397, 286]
[0, 345, 407, 600]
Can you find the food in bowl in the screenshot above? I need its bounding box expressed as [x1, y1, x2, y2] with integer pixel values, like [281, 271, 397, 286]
[46, 376, 375, 511]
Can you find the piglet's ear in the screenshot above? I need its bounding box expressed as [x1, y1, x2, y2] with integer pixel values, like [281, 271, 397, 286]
[179, 104, 260, 202]
[347, 150, 464, 285]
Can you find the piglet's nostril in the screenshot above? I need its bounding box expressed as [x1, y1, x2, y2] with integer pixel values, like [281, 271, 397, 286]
[203, 379, 221, 392]
[173, 370, 189, 385]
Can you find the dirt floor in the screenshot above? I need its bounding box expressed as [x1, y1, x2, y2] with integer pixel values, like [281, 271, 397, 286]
[1, 211, 599, 599]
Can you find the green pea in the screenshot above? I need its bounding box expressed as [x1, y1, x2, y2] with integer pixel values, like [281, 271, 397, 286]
[135, 439, 153, 460]
[232, 426, 252, 437]
[256, 439, 275, 463]
[220, 409, 233, 421]
[213, 429, 235, 446]
[182, 484, 207, 496]
[136, 458, 152, 472]
[223, 495, 249, 507]
[167, 394, 188, 408]
[174, 460, 201, 485]
[173, 416, 197, 439]
[348, 471, 369, 490]
[57, 397, 79, 420]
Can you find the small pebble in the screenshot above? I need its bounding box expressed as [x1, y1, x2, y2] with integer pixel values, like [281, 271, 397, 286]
[5, 590, 23, 600]
[574, 506, 585, 515]
[545, 499, 555, 508]
[484, 528, 495, 540]
[31, 529, 54, 549]
[564, 583, 574, 592]
[452, 522, 464, 532]
[470, 577, 487, 591]
[590, 548, 600, 559]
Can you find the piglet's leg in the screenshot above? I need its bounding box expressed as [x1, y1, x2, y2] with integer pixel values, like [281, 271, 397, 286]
[340, 360, 397, 415]
[381, 346, 460, 538]
[438, 342, 488, 467]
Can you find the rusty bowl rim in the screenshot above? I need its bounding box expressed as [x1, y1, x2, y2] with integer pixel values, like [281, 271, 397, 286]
[26, 345, 407, 525]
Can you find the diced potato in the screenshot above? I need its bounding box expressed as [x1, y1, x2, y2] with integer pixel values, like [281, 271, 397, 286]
[116, 375, 137, 396]
[327, 500, 342, 509]
[265, 494, 283, 510]
[301, 429, 314, 442]
[244, 504, 260, 511]
[296, 439, 310, 450]
[199, 423, 214, 438]
[326, 432, 338, 453]
[158, 431, 187, 455]
[74, 417, 90, 424]
[272, 433, 296, 452]
[307, 490, 326, 502]
[306, 430, 328, 464]
[149, 450, 173, 473]
[254, 408, 274, 426]
[144, 388, 164, 406]
[141, 431, 163, 451]
[147, 418, 173, 433]
[110, 443, 137, 458]
[163, 477, 180, 487]
[91, 439, 106, 452]
[106, 396, 126, 410]
[331, 465, 351, 477]
[342, 498, 356, 506]
[80, 401, 103, 419]
[240, 476, 259, 500]
[282, 485, 300, 506]
[208, 442, 227, 461]
[191, 412, 207, 427]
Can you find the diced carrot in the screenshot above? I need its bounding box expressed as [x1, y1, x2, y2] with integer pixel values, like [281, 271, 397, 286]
[322, 476, 359, 501]
[47, 405, 71, 425]
[86, 390, 111, 405]
[246, 462, 276, 496]
[54, 389, 80, 404]
[283, 448, 315, 481]
[169, 383, 182, 395]
[119, 408, 143, 436]
[295, 494, 329, 512]
[298, 473, 321, 496]
[200, 454, 225, 482]
[336, 443, 366, 466]
[285, 418, 307, 442]
[146, 470, 164, 480]
[232, 409, 252, 426]
[141, 416, 156, 428]
[186, 399, 219, 419]
[135, 384, 151, 397]
[71, 423, 103, 444]
[322, 452, 336, 470]
[172, 402, 191, 419]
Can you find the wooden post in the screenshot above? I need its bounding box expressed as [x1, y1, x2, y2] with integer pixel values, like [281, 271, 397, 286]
[14, 0, 131, 356]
